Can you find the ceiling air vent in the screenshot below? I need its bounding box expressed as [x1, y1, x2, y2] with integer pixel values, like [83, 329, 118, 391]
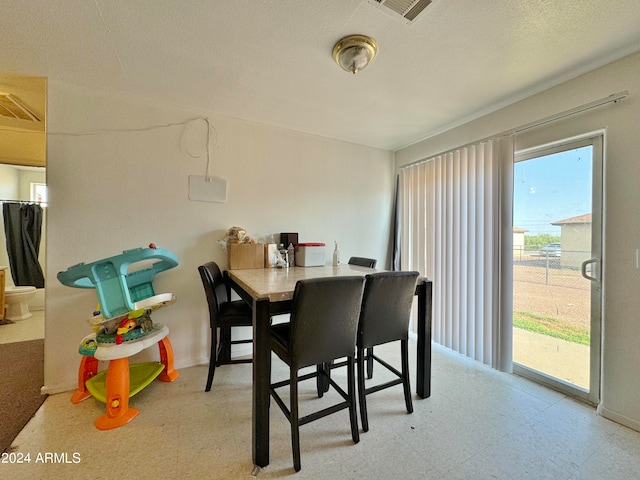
[369, 0, 432, 23]
[0, 93, 41, 122]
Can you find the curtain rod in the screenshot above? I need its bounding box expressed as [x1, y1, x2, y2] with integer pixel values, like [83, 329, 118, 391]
[512, 91, 627, 134]
[399, 91, 628, 170]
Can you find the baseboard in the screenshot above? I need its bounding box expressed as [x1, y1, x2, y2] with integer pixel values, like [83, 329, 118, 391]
[599, 406, 640, 432]
[41, 383, 76, 395]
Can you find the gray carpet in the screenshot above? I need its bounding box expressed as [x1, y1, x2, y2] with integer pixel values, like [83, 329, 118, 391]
[0, 339, 47, 453]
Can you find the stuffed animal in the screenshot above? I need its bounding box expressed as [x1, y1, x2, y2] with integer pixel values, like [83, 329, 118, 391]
[219, 226, 257, 251]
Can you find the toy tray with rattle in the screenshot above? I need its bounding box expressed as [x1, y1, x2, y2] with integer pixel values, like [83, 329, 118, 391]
[57, 244, 178, 319]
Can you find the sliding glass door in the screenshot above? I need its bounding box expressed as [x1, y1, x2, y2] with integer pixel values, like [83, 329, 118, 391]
[512, 135, 602, 404]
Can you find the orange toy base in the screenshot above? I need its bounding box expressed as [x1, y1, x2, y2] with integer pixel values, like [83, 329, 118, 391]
[157, 336, 179, 382]
[158, 368, 179, 382]
[95, 407, 139, 430]
[71, 389, 93, 404]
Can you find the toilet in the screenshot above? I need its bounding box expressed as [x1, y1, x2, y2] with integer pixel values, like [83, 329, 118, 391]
[5, 286, 37, 320]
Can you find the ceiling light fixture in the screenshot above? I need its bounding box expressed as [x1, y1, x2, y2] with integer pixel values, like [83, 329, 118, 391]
[332, 35, 378, 75]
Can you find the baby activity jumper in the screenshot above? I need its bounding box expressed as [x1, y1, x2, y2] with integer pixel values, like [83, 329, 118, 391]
[57, 244, 179, 430]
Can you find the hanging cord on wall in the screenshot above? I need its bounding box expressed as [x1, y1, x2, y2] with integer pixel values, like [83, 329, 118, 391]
[186, 118, 227, 203]
[206, 119, 211, 177]
[2, 119, 208, 141]
[44, 116, 220, 178]
[45, 118, 207, 137]
[183, 117, 218, 179]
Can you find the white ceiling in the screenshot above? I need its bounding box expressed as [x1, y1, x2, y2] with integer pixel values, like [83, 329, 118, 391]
[2, 0, 640, 151]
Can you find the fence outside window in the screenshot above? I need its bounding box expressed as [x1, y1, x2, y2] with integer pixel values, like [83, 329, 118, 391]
[513, 247, 591, 290]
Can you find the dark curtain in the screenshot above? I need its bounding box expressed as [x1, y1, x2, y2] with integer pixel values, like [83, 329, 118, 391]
[392, 174, 401, 271]
[3, 203, 45, 288]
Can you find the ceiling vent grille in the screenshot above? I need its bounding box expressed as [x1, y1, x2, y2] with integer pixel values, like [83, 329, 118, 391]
[370, 0, 432, 23]
[0, 93, 41, 122]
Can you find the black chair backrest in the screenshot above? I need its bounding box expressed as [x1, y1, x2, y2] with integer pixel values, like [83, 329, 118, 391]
[198, 261, 229, 327]
[289, 276, 365, 369]
[348, 257, 377, 268]
[358, 271, 420, 348]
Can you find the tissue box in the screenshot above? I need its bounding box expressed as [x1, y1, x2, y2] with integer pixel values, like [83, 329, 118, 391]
[228, 243, 264, 270]
[264, 243, 278, 268]
[295, 243, 326, 267]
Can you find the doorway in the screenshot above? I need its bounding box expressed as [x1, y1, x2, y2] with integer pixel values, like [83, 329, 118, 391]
[512, 135, 602, 404]
[0, 74, 46, 345]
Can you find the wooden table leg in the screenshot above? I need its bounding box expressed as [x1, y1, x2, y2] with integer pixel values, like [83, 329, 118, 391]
[416, 280, 433, 399]
[253, 298, 271, 467]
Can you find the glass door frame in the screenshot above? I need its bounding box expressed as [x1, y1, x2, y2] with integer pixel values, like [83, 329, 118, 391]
[512, 132, 603, 405]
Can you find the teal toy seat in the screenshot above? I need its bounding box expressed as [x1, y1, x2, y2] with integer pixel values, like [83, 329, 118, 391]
[57, 244, 179, 319]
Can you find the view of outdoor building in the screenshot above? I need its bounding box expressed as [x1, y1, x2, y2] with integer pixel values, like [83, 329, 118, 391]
[513, 144, 594, 391]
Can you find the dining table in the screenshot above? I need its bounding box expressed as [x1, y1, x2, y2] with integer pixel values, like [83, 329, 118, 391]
[227, 264, 433, 469]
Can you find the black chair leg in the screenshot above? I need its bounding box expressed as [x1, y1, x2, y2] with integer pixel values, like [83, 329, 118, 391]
[321, 361, 333, 395]
[290, 368, 302, 472]
[401, 339, 413, 414]
[316, 363, 328, 398]
[218, 325, 232, 364]
[316, 364, 322, 397]
[356, 346, 369, 432]
[366, 347, 374, 379]
[205, 326, 218, 392]
[315, 361, 334, 398]
[347, 356, 360, 442]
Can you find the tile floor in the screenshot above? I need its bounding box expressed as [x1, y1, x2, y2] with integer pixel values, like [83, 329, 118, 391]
[0, 310, 44, 344]
[4, 339, 640, 479]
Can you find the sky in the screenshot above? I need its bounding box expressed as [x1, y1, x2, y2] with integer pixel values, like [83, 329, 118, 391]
[513, 145, 593, 236]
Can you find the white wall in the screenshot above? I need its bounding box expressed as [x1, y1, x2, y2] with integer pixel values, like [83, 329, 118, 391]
[396, 52, 640, 430]
[45, 82, 395, 393]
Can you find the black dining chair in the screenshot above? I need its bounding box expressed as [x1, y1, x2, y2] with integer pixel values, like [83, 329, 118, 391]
[356, 271, 419, 432]
[198, 261, 253, 392]
[348, 256, 377, 268]
[269, 276, 365, 472]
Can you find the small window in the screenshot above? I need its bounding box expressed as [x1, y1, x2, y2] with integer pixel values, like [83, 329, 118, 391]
[31, 183, 47, 206]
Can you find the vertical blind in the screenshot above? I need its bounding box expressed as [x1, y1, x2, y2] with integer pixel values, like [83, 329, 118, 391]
[400, 136, 514, 371]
